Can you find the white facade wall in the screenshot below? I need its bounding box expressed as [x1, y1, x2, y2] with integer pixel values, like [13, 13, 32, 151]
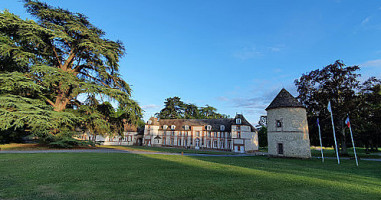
[143, 124, 258, 153]
[81, 131, 138, 146]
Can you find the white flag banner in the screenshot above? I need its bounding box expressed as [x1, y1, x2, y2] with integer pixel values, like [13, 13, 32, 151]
[327, 101, 332, 113]
[327, 100, 340, 164]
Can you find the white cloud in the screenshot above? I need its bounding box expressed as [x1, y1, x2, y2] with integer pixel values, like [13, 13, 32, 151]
[217, 96, 229, 102]
[233, 47, 262, 60]
[142, 104, 160, 110]
[361, 17, 371, 25]
[268, 47, 281, 52]
[360, 59, 381, 68]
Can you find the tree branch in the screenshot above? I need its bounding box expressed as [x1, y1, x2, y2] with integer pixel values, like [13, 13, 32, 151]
[79, 72, 110, 88]
[44, 97, 55, 107]
[62, 48, 76, 71]
[51, 45, 62, 68]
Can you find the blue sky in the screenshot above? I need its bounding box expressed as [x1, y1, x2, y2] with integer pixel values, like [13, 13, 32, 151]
[2, 0, 381, 125]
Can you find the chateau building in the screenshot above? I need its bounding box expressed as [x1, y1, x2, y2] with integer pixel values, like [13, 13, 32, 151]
[143, 114, 258, 153]
[266, 89, 311, 158]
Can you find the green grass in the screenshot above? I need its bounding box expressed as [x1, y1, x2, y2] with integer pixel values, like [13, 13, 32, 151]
[102, 145, 236, 155]
[0, 143, 52, 151]
[0, 143, 96, 151]
[0, 153, 380, 200]
[311, 146, 381, 159]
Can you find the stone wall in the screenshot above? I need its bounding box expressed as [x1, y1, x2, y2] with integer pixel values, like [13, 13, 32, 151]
[267, 107, 311, 158]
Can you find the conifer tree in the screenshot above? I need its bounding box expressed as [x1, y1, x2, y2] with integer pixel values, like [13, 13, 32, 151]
[0, 0, 135, 112]
[0, 1, 142, 139]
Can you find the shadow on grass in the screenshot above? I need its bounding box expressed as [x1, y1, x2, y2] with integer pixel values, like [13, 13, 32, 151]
[0, 153, 381, 200]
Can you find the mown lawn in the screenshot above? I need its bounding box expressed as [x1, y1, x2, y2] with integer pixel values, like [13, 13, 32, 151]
[0, 143, 96, 151]
[311, 146, 381, 159]
[0, 143, 52, 151]
[0, 153, 380, 200]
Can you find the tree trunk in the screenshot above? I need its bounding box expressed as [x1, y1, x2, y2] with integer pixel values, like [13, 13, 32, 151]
[340, 128, 348, 155]
[53, 94, 70, 112]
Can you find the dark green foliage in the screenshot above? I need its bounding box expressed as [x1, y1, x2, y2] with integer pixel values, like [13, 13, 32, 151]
[258, 126, 268, 147]
[48, 137, 97, 148]
[355, 77, 381, 151]
[0, 72, 80, 137]
[156, 96, 228, 119]
[0, 1, 142, 142]
[295, 60, 380, 152]
[0, 0, 141, 111]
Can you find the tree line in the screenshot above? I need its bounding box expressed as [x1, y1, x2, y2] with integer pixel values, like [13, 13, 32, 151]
[0, 1, 142, 145]
[257, 61, 380, 153]
[295, 60, 380, 154]
[156, 97, 229, 119]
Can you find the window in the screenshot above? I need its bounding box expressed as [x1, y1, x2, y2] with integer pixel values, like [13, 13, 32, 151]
[276, 120, 282, 128]
[184, 125, 190, 130]
[196, 131, 200, 137]
[171, 125, 176, 130]
[220, 125, 225, 131]
[171, 131, 175, 136]
[221, 132, 224, 138]
[206, 125, 212, 131]
[163, 125, 168, 130]
[148, 120, 152, 124]
[213, 141, 217, 148]
[207, 132, 211, 137]
[179, 132, 182, 137]
[278, 143, 284, 154]
[236, 118, 241, 124]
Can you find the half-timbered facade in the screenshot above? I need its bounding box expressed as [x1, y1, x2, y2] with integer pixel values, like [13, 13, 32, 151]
[143, 114, 258, 153]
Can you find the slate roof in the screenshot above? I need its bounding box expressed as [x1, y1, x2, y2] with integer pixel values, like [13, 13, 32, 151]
[147, 114, 256, 132]
[265, 88, 305, 110]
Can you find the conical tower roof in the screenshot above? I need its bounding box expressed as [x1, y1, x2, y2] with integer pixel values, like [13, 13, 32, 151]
[265, 89, 305, 110]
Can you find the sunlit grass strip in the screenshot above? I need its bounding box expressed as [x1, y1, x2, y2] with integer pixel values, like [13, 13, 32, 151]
[142, 154, 381, 196]
[0, 143, 50, 150]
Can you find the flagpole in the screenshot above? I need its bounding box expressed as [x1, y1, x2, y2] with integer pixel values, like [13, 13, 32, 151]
[328, 101, 340, 164]
[347, 116, 359, 166]
[317, 117, 324, 162]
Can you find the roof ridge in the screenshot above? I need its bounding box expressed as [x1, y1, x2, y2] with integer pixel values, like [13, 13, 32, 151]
[266, 89, 304, 110]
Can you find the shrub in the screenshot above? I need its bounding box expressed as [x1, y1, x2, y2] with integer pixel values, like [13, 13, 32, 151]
[48, 137, 96, 148]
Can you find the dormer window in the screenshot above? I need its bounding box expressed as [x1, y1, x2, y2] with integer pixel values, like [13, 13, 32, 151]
[220, 125, 225, 131]
[171, 125, 176, 130]
[184, 125, 190, 130]
[148, 120, 152, 125]
[163, 125, 168, 130]
[236, 118, 241, 124]
[206, 125, 212, 131]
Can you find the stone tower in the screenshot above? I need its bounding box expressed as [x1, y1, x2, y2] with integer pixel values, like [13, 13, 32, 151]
[266, 89, 311, 158]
